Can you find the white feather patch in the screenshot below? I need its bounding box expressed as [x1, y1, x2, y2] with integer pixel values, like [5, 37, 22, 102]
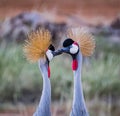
[46, 50, 53, 61]
[70, 44, 79, 54]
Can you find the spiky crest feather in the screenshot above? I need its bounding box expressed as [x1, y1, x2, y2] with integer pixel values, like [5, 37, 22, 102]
[67, 27, 95, 56]
[23, 28, 51, 62]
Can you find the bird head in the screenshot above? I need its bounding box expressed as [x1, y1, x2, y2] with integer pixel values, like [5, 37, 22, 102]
[23, 28, 61, 78]
[60, 27, 95, 70]
[62, 38, 79, 57]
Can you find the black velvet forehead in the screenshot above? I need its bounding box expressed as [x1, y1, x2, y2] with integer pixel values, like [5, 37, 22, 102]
[48, 44, 55, 51]
[63, 38, 74, 47]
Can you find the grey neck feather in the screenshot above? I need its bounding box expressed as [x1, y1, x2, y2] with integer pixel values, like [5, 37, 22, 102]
[33, 59, 51, 116]
[70, 52, 89, 116]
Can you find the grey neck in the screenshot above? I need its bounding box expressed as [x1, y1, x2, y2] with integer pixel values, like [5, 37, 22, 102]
[70, 52, 89, 116]
[33, 59, 51, 116]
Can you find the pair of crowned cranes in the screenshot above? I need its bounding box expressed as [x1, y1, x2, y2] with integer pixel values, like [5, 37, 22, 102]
[23, 27, 95, 116]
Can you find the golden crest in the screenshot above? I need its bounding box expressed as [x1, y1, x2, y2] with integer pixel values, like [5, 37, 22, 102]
[23, 28, 51, 62]
[67, 27, 95, 56]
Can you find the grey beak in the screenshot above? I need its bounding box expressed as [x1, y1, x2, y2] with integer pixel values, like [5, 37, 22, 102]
[61, 47, 70, 54]
[53, 46, 71, 57]
[52, 49, 64, 56]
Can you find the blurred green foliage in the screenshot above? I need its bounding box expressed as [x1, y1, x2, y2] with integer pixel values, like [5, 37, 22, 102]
[0, 36, 120, 104]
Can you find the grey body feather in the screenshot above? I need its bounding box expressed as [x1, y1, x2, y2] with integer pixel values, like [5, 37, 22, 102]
[33, 60, 51, 116]
[33, 52, 89, 116]
[70, 52, 89, 116]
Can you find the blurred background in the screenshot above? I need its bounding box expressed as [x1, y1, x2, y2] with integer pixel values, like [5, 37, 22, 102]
[0, 0, 120, 116]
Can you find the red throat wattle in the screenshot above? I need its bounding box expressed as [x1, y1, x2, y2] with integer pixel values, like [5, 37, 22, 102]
[48, 66, 50, 78]
[72, 59, 78, 70]
[72, 42, 79, 70]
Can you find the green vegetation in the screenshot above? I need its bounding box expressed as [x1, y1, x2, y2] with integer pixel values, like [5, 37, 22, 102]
[83, 54, 120, 97]
[0, 37, 120, 103]
[0, 43, 73, 102]
[0, 43, 41, 102]
[0, 36, 120, 116]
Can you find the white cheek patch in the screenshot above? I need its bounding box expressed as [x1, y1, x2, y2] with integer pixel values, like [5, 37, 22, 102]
[46, 50, 53, 61]
[70, 44, 79, 54]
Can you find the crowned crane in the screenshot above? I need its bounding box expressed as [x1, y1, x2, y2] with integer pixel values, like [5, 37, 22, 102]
[60, 27, 95, 116]
[23, 28, 62, 116]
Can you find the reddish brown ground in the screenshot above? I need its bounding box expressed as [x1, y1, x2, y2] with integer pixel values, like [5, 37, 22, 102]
[0, 0, 120, 24]
[0, 103, 71, 116]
